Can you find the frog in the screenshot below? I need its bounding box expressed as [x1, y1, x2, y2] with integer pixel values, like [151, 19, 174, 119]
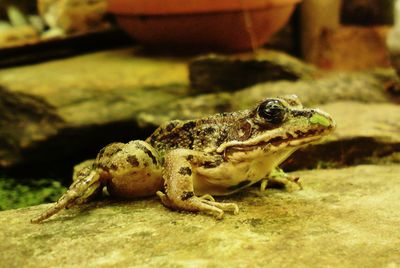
[31, 95, 335, 223]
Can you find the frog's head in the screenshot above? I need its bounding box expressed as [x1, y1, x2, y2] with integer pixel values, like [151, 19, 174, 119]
[217, 95, 335, 154]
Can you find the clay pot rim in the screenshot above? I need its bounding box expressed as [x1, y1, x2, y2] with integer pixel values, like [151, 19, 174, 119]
[108, 0, 302, 15]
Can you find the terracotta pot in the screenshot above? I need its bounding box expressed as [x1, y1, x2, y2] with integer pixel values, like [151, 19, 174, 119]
[108, 0, 301, 51]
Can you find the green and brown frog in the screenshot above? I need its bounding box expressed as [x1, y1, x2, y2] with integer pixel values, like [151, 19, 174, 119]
[31, 95, 335, 223]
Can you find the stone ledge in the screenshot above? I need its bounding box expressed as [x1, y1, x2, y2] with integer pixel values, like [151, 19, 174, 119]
[1, 165, 399, 267]
[0, 48, 188, 168]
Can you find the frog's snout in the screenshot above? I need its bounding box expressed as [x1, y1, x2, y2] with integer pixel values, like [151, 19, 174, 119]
[310, 109, 336, 130]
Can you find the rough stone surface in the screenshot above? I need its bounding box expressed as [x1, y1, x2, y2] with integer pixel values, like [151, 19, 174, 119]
[138, 69, 399, 127]
[0, 48, 188, 168]
[189, 50, 316, 93]
[231, 69, 399, 109]
[316, 26, 390, 70]
[340, 0, 393, 26]
[387, 28, 400, 77]
[1, 165, 399, 267]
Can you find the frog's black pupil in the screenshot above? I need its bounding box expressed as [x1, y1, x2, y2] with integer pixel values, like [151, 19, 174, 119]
[258, 100, 286, 124]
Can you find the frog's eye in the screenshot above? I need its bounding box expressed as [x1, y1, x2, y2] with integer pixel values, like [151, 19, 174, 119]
[257, 100, 287, 124]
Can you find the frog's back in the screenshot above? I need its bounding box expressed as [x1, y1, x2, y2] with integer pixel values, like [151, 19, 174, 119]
[146, 111, 245, 155]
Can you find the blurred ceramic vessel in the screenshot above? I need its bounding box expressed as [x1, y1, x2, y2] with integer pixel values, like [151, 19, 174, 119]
[108, 0, 301, 51]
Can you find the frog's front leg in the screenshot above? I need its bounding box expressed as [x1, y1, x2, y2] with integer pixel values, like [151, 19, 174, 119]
[157, 149, 239, 219]
[259, 167, 302, 193]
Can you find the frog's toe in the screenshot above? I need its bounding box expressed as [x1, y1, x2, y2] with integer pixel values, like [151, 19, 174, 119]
[201, 204, 225, 219]
[267, 170, 303, 192]
[199, 194, 215, 202]
[292, 176, 303, 190]
[259, 179, 269, 193]
[157, 191, 239, 219]
[200, 199, 239, 216]
[280, 175, 302, 192]
[156, 191, 174, 208]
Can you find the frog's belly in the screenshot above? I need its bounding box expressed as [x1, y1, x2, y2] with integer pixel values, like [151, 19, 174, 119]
[193, 153, 288, 196]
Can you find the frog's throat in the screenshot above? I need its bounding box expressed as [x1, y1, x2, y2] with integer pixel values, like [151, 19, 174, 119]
[216, 125, 333, 154]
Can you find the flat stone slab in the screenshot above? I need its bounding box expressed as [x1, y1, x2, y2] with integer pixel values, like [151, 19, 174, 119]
[0, 48, 188, 168]
[324, 101, 400, 143]
[188, 49, 317, 93]
[138, 70, 399, 127]
[1, 165, 399, 267]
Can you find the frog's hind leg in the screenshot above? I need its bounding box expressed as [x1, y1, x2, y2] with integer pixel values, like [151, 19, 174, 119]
[30, 167, 102, 223]
[157, 149, 239, 219]
[69, 160, 103, 207]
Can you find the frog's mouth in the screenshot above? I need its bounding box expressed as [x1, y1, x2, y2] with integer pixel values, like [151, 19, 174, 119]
[218, 126, 334, 154]
[267, 129, 326, 147]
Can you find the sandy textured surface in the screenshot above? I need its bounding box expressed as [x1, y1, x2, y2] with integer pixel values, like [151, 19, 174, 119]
[1, 165, 399, 267]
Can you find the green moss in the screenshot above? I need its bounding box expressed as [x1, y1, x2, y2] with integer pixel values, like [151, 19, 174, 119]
[0, 177, 66, 210]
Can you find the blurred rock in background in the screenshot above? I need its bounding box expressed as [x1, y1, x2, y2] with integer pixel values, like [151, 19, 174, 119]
[301, 0, 393, 70]
[387, 0, 400, 76]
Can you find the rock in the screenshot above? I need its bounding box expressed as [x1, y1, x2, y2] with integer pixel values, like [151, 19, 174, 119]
[1, 165, 399, 267]
[231, 69, 399, 110]
[316, 26, 391, 70]
[286, 101, 400, 170]
[300, 0, 391, 70]
[387, 28, 400, 76]
[189, 49, 317, 93]
[0, 86, 63, 167]
[0, 25, 39, 48]
[0, 29, 133, 68]
[0, 48, 188, 169]
[340, 0, 394, 26]
[138, 69, 399, 127]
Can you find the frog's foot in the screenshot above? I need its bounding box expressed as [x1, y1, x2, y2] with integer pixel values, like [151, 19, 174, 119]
[157, 191, 239, 219]
[31, 169, 101, 223]
[197, 198, 239, 219]
[269, 175, 302, 192]
[260, 168, 302, 193]
[160, 149, 239, 219]
[199, 194, 215, 202]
